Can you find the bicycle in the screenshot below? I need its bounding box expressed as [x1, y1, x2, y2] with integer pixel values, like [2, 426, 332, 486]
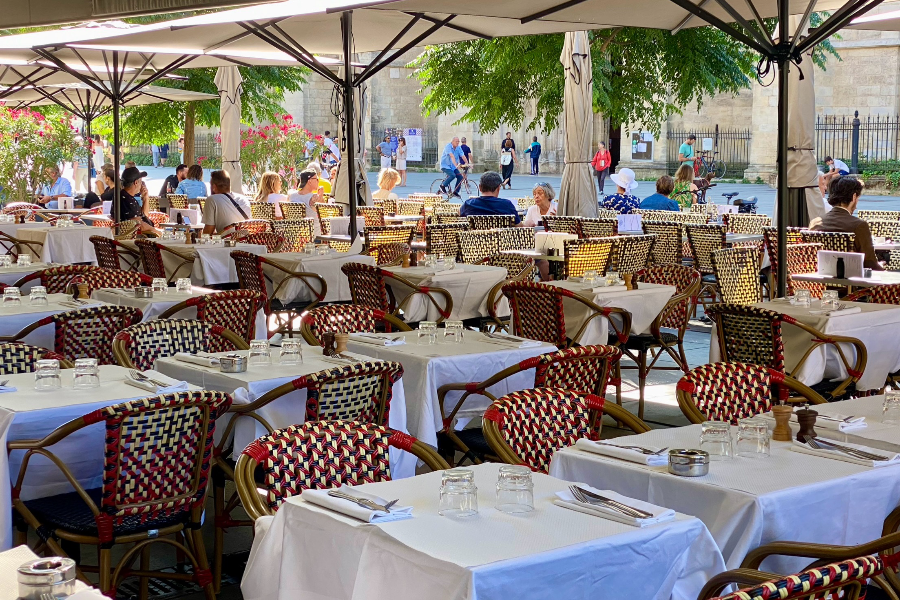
[431, 164, 479, 198]
[696, 151, 727, 179]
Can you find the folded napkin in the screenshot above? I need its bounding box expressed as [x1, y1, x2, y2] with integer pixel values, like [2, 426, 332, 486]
[123, 370, 190, 394]
[553, 485, 675, 527]
[808, 306, 862, 317]
[174, 352, 220, 367]
[301, 485, 413, 523]
[796, 412, 866, 432]
[349, 333, 407, 346]
[791, 439, 900, 468]
[0, 385, 17, 393]
[482, 332, 543, 348]
[575, 438, 669, 466]
[268, 333, 283, 347]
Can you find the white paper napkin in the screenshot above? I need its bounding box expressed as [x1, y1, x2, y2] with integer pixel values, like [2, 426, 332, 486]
[0, 385, 17, 393]
[798, 412, 866, 432]
[482, 332, 543, 348]
[348, 333, 407, 346]
[574, 438, 669, 466]
[174, 352, 220, 367]
[809, 306, 862, 317]
[301, 485, 413, 523]
[791, 439, 900, 468]
[123, 370, 190, 394]
[553, 485, 675, 527]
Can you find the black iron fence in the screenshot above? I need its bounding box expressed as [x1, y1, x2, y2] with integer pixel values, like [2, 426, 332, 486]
[666, 127, 751, 178]
[815, 111, 900, 172]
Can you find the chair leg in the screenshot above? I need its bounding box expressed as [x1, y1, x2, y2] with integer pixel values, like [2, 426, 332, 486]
[175, 531, 187, 573]
[188, 525, 216, 600]
[614, 362, 623, 406]
[139, 545, 150, 600]
[99, 547, 113, 596]
[638, 349, 648, 420]
[678, 341, 690, 374]
[212, 476, 225, 593]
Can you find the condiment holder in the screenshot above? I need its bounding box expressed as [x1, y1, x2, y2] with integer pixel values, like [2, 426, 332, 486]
[667, 449, 710, 477]
[795, 408, 818, 442]
[223, 239, 237, 248]
[219, 353, 247, 373]
[771, 405, 794, 442]
[17, 557, 77, 600]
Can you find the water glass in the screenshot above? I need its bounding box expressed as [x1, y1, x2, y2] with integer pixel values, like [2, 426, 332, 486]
[883, 390, 900, 425]
[795, 289, 811, 308]
[279, 338, 303, 365]
[2, 287, 21, 306]
[443, 320, 464, 344]
[417, 321, 437, 345]
[29, 285, 47, 306]
[821, 290, 840, 310]
[73, 358, 100, 390]
[162, 227, 175, 240]
[495, 465, 534, 513]
[151, 278, 168, 294]
[249, 339, 271, 366]
[582, 270, 599, 287]
[211, 235, 223, 246]
[699, 420, 734, 461]
[444, 256, 456, 271]
[316, 245, 330, 256]
[605, 271, 620, 286]
[200, 233, 212, 245]
[439, 468, 478, 517]
[736, 418, 771, 458]
[423, 253, 437, 268]
[34, 359, 61, 391]
[0, 255, 11, 268]
[175, 278, 192, 293]
[16, 254, 31, 267]
[174, 230, 187, 243]
[303, 243, 316, 255]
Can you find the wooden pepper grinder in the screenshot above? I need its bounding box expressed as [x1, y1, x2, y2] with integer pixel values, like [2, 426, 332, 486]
[334, 333, 349, 354]
[624, 273, 634, 290]
[771, 404, 794, 442]
[321, 332, 336, 356]
[795, 408, 818, 442]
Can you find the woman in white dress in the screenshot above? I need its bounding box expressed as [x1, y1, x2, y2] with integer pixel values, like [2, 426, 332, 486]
[395, 136, 408, 187]
[372, 168, 401, 200]
[255, 171, 288, 217]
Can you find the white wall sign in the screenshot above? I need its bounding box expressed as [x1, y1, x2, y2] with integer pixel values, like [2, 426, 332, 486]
[404, 128, 423, 162]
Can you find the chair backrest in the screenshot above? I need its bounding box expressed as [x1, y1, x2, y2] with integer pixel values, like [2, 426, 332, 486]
[250, 202, 276, 220]
[685, 224, 726, 274]
[786, 242, 824, 298]
[19, 265, 100, 294]
[90, 236, 125, 271]
[315, 203, 344, 223]
[434, 214, 468, 225]
[641, 221, 682, 265]
[846, 283, 900, 304]
[272, 218, 315, 252]
[676, 362, 785, 424]
[762, 226, 805, 284]
[528, 345, 622, 395]
[167, 194, 189, 209]
[159, 290, 266, 347]
[704, 304, 785, 372]
[293, 362, 403, 424]
[2, 202, 40, 220]
[357, 205, 386, 228]
[426, 222, 468, 258]
[858, 209, 900, 222]
[515, 197, 535, 211]
[341, 262, 391, 312]
[597, 208, 619, 219]
[544, 215, 581, 235]
[610, 234, 656, 274]
[147, 211, 170, 228]
[116, 219, 139, 240]
[635, 265, 701, 330]
[0, 342, 67, 374]
[231, 250, 269, 303]
[712, 246, 761, 304]
[379, 197, 398, 215]
[397, 200, 425, 216]
[41, 305, 143, 364]
[457, 229, 501, 264]
[366, 242, 410, 266]
[726, 213, 771, 234]
[564, 238, 614, 278]
[467, 214, 516, 230]
[497, 227, 535, 251]
[244, 231, 285, 253]
[801, 230, 855, 253]
[300, 304, 411, 345]
[279, 202, 307, 220]
[432, 202, 461, 216]
[364, 225, 415, 254]
[133, 239, 167, 279]
[502, 281, 568, 347]
[229, 219, 273, 236]
[482, 253, 535, 280]
[866, 219, 898, 240]
[113, 318, 249, 370]
[146, 196, 160, 212]
[82, 268, 152, 294]
[579, 218, 618, 239]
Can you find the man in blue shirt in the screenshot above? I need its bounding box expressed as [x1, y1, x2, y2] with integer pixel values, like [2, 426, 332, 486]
[439, 137, 465, 198]
[36, 166, 72, 209]
[526, 136, 542, 175]
[639, 175, 680, 211]
[459, 171, 521, 224]
[678, 134, 696, 169]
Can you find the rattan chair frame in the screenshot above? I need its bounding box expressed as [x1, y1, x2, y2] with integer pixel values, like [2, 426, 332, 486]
[563, 237, 614, 278]
[641, 221, 682, 265]
[364, 225, 415, 258]
[699, 561, 873, 600]
[167, 194, 189, 209]
[467, 214, 516, 230]
[342, 262, 454, 323]
[397, 200, 425, 216]
[543, 215, 581, 235]
[12, 265, 100, 293]
[482, 253, 536, 331]
[90, 236, 141, 272]
[0, 232, 43, 261]
[134, 239, 195, 283]
[278, 202, 307, 220]
[711, 246, 763, 305]
[272, 218, 315, 253]
[426, 222, 469, 259]
[357, 205, 386, 228]
[156, 290, 266, 344]
[801, 229, 856, 253]
[858, 210, 900, 222]
[726, 213, 771, 234]
[457, 229, 501, 264]
[112, 320, 249, 369]
[299, 306, 412, 346]
[868, 219, 900, 240]
[610, 234, 656, 274]
[579, 218, 618, 239]
[250, 202, 276, 221]
[786, 242, 824, 298]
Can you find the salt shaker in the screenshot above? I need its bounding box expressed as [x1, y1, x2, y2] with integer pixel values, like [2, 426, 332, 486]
[334, 333, 349, 354]
[771, 404, 793, 442]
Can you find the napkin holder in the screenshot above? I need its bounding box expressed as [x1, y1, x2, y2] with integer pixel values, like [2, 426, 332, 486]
[17, 557, 77, 600]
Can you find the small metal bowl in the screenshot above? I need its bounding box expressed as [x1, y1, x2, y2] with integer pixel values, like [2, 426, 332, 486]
[667, 449, 710, 477]
[223, 239, 237, 248]
[219, 353, 247, 373]
[134, 286, 153, 298]
[18, 557, 77, 600]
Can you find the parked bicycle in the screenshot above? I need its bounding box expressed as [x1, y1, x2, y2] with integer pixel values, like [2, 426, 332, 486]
[696, 151, 727, 179]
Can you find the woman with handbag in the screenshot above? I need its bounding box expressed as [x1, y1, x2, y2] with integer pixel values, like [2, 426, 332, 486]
[500, 139, 517, 189]
[591, 141, 611, 195]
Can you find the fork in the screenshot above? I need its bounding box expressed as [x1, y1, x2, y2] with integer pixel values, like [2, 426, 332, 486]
[599, 442, 668, 456]
[0, 379, 9, 387]
[805, 436, 889, 461]
[128, 369, 169, 388]
[328, 490, 397, 513]
[568, 486, 650, 519]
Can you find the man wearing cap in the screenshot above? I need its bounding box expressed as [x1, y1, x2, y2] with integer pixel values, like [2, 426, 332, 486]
[678, 134, 697, 169]
[119, 167, 160, 235]
[202, 170, 251, 235]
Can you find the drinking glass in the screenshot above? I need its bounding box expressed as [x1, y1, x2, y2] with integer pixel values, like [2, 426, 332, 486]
[423, 254, 437, 268]
[736, 418, 770, 458]
[443, 320, 464, 344]
[699, 420, 734, 461]
[883, 390, 900, 425]
[821, 290, 840, 310]
[303, 243, 316, 255]
[444, 256, 456, 271]
[605, 271, 619, 286]
[439, 468, 478, 517]
[0, 255, 11, 268]
[795, 289, 811, 308]
[34, 359, 61, 391]
[249, 339, 271, 366]
[495, 465, 534, 513]
[316, 245, 330, 256]
[200, 233, 212, 245]
[2, 287, 21, 306]
[417, 321, 437, 345]
[163, 228, 174, 241]
[151, 278, 168, 294]
[175, 278, 192, 293]
[16, 254, 31, 267]
[582, 270, 598, 287]
[211, 235, 223, 246]
[174, 230, 187, 243]
[29, 285, 47, 306]
[279, 339, 303, 365]
[73, 358, 100, 389]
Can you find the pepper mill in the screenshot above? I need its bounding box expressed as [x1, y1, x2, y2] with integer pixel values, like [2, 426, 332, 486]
[321, 332, 336, 356]
[624, 273, 634, 290]
[795, 408, 818, 442]
[334, 333, 349, 354]
[402, 253, 411, 268]
[771, 405, 794, 442]
[76, 283, 90, 300]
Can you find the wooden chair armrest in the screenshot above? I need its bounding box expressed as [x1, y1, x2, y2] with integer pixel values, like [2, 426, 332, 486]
[742, 532, 900, 569]
[696, 568, 783, 600]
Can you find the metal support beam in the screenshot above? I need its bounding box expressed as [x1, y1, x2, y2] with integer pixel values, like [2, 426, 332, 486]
[775, 0, 790, 298]
[521, 0, 590, 24]
[354, 15, 455, 87]
[342, 11, 359, 242]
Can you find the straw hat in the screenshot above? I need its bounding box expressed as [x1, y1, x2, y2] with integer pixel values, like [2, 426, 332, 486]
[610, 168, 639, 192]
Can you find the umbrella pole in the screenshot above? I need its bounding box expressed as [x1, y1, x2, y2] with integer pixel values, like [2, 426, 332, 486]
[85, 112, 92, 198]
[776, 60, 789, 298]
[342, 10, 359, 241]
[113, 98, 121, 225]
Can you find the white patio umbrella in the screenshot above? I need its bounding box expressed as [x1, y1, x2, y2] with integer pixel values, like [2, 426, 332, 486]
[215, 66, 244, 192]
[557, 31, 597, 218]
[786, 46, 827, 226]
[332, 78, 373, 210]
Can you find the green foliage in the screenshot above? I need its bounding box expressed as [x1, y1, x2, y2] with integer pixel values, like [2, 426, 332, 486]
[754, 176, 765, 185]
[0, 109, 78, 202]
[861, 160, 900, 188]
[123, 152, 153, 165]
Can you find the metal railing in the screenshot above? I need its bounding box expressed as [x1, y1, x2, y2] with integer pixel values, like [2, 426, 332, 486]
[666, 126, 751, 178]
[815, 111, 900, 172]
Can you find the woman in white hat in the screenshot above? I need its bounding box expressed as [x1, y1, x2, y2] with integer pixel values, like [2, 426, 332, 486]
[601, 167, 641, 214]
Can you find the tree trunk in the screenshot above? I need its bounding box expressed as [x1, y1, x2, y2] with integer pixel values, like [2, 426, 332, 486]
[184, 103, 196, 165]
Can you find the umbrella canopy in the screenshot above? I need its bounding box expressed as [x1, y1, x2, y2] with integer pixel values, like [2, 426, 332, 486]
[215, 66, 244, 192]
[557, 31, 597, 218]
[0, 81, 218, 112]
[848, 7, 900, 30]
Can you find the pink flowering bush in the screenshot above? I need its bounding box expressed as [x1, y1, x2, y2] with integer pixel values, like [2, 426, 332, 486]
[239, 115, 323, 189]
[0, 109, 78, 202]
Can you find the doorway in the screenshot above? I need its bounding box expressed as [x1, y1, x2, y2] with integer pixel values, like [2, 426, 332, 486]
[608, 123, 622, 172]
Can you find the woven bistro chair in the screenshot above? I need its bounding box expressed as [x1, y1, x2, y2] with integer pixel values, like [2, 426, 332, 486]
[364, 225, 415, 263]
[516, 197, 536, 211]
[250, 202, 276, 221]
[146, 195, 160, 212]
[134, 239, 195, 283]
[90, 236, 141, 272]
[763, 226, 805, 298]
[867, 219, 899, 240]
[497, 226, 536, 251]
[725, 213, 771, 234]
[686, 223, 727, 311]
[619, 265, 701, 418]
[243, 231, 285, 253]
[1, 202, 41, 221]
[234, 421, 449, 521]
[10, 391, 231, 600]
[341, 262, 453, 323]
[502, 281, 632, 350]
[858, 209, 900, 222]
[801, 230, 856, 253]
[0, 305, 143, 365]
[544, 215, 582, 235]
[483, 388, 650, 473]
[0, 342, 71, 372]
[13, 265, 101, 293]
[846, 283, 900, 389]
[82, 269, 153, 295]
[364, 242, 410, 267]
[397, 200, 425, 216]
[167, 194, 189, 209]
[609, 234, 656, 274]
[563, 237, 615, 278]
[146, 211, 169, 228]
[641, 221, 682, 265]
[482, 253, 536, 331]
[113, 319, 249, 370]
[377, 197, 398, 215]
[434, 213, 469, 225]
[314, 203, 344, 235]
[705, 303, 867, 401]
[231, 250, 327, 336]
[115, 219, 139, 241]
[225, 219, 273, 240]
[436, 345, 623, 466]
[299, 305, 412, 346]
[157, 290, 266, 346]
[467, 214, 516, 230]
[786, 243, 824, 298]
[272, 218, 315, 253]
[457, 229, 501, 264]
[432, 202, 461, 216]
[357, 205, 386, 228]
[597, 208, 620, 219]
[426, 222, 469, 259]
[676, 362, 826, 425]
[711, 246, 763, 305]
[279, 202, 307, 220]
[579, 218, 618, 239]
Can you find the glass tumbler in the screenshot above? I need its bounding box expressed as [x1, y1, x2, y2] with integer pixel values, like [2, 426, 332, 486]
[444, 256, 456, 271]
[279, 339, 303, 365]
[883, 390, 900, 424]
[582, 270, 598, 287]
[211, 235, 223, 246]
[795, 289, 811, 308]
[0, 255, 11, 268]
[200, 234, 212, 245]
[821, 290, 840, 310]
[316, 245, 330, 256]
[3, 287, 21, 306]
[736, 418, 771, 458]
[418, 321, 437, 345]
[699, 420, 734, 460]
[443, 321, 464, 344]
[495, 465, 534, 513]
[439, 468, 478, 517]
[16, 254, 31, 267]
[249, 339, 271, 366]
[175, 278, 192, 293]
[606, 271, 620, 286]
[29, 285, 47, 306]
[152, 278, 168, 294]
[73, 358, 100, 389]
[34, 359, 61, 391]
[303, 243, 316, 255]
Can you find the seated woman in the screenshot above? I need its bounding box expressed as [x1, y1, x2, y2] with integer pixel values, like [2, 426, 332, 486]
[640, 176, 680, 211]
[810, 176, 883, 271]
[601, 167, 640, 214]
[174, 164, 208, 199]
[523, 182, 558, 281]
[255, 171, 288, 217]
[671, 164, 698, 209]
[372, 168, 401, 200]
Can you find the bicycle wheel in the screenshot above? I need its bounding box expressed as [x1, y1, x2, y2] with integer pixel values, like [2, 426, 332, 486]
[430, 178, 447, 194]
[713, 160, 727, 179]
[697, 158, 710, 178]
[464, 176, 479, 197]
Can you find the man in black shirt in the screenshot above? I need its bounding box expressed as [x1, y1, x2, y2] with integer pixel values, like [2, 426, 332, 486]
[159, 164, 187, 198]
[501, 131, 516, 151]
[121, 167, 161, 235]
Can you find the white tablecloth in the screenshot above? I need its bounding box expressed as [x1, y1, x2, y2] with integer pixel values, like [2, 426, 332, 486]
[709, 300, 900, 392]
[16, 226, 109, 265]
[0, 263, 58, 291]
[263, 252, 375, 304]
[547, 280, 676, 345]
[382, 264, 508, 322]
[535, 231, 576, 253]
[154, 349, 413, 477]
[0, 545, 104, 600]
[241, 463, 725, 600]
[346, 331, 555, 448]
[549, 424, 900, 571]
[121, 241, 268, 286]
[0, 365, 200, 549]
[323, 216, 365, 236]
[91, 287, 267, 339]
[0, 293, 107, 350]
[0, 222, 50, 240]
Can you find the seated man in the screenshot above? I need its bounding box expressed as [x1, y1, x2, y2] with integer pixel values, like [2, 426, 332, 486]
[639, 176, 680, 211]
[202, 169, 251, 235]
[459, 170, 521, 224]
[823, 155, 850, 189]
[35, 166, 72, 209]
[810, 176, 883, 271]
[119, 167, 160, 236]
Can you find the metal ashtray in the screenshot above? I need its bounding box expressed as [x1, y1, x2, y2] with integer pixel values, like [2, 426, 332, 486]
[18, 557, 77, 600]
[667, 449, 710, 477]
[223, 239, 237, 248]
[219, 353, 247, 373]
[134, 287, 153, 298]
